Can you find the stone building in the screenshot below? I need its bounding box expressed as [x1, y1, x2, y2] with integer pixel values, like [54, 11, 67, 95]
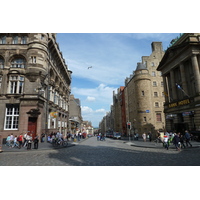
[0, 33, 72, 141]
[125, 42, 165, 137]
[157, 33, 200, 134]
[69, 94, 83, 134]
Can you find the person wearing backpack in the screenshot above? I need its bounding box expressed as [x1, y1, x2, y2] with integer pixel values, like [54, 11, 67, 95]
[185, 130, 192, 147]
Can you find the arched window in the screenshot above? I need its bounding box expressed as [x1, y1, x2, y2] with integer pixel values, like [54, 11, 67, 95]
[0, 35, 6, 44]
[11, 57, 26, 68]
[0, 57, 4, 69]
[12, 36, 18, 44]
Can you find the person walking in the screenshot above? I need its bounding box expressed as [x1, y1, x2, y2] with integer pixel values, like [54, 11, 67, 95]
[23, 132, 27, 147]
[12, 135, 19, 148]
[26, 134, 32, 150]
[10, 133, 14, 147]
[163, 133, 169, 150]
[17, 133, 23, 149]
[5, 135, 11, 147]
[180, 134, 186, 149]
[33, 134, 39, 149]
[173, 133, 181, 151]
[148, 132, 152, 142]
[185, 130, 192, 147]
[142, 133, 146, 142]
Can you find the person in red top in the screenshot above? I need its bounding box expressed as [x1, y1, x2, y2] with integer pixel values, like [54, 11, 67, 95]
[17, 133, 23, 149]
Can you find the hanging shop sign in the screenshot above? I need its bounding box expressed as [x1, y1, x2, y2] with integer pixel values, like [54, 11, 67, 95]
[50, 112, 58, 118]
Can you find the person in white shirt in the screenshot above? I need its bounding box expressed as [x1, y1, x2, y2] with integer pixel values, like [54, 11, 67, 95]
[163, 133, 169, 150]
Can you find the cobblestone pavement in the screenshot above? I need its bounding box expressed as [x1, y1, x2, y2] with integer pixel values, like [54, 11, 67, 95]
[1, 137, 200, 166]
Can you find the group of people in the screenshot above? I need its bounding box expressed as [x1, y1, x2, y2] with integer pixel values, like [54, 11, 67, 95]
[5, 133, 39, 150]
[162, 130, 192, 151]
[97, 133, 105, 141]
[142, 132, 153, 142]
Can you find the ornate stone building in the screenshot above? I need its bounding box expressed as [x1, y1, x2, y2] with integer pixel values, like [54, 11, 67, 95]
[0, 33, 72, 140]
[69, 94, 83, 134]
[157, 33, 200, 134]
[125, 42, 165, 137]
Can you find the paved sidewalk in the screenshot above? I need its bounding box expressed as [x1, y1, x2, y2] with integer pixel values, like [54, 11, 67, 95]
[0, 138, 86, 153]
[124, 139, 200, 149]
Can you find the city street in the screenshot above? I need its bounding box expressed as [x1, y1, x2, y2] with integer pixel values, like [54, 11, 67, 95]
[1, 136, 200, 166]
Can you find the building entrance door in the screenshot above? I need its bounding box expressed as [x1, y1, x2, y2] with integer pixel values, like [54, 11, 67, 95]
[28, 117, 37, 140]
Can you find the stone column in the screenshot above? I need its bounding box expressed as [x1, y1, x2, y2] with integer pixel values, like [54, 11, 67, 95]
[191, 54, 200, 94]
[179, 62, 189, 96]
[163, 75, 169, 102]
[170, 70, 177, 100]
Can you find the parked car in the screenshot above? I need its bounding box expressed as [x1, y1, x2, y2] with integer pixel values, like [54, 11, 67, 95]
[113, 132, 121, 139]
[87, 134, 93, 138]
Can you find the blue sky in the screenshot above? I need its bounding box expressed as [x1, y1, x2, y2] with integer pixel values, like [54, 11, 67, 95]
[56, 33, 181, 127]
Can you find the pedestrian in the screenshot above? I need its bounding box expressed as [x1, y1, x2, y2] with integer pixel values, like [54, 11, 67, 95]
[10, 133, 14, 147]
[78, 133, 80, 141]
[142, 132, 146, 142]
[185, 130, 192, 147]
[17, 133, 23, 149]
[148, 132, 152, 142]
[136, 133, 139, 140]
[26, 134, 32, 150]
[12, 135, 19, 148]
[163, 133, 169, 150]
[23, 132, 27, 147]
[173, 132, 181, 151]
[5, 135, 11, 147]
[180, 134, 186, 149]
[41, 132, 45, 142]
[33, 134, 39, 149]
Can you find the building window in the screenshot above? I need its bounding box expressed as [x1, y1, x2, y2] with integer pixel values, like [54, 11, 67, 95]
[21, 36, 27, 44]
[31, 56, 36, 63]
[152, 71, 156, 77]
[0, 36, 6, 44]
[142, 91, 145, 96]
[12, 36, 18, 44]
[156, 113, 162, 122]
[144, 117, 147, 122]
[0, 57, 4, 68]
[155, 102, 159, 107]
[41, 34, 44, 40]
[153, 81, 157, 87]
[151, 62, 155, 66]
[4, 104, 19, 130]
[8, 75, 24, 94]
[154, 92, 158, 97]
[11, 58, 26, 68]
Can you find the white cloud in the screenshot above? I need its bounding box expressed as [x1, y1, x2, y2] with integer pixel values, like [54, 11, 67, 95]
[72, 83, 117, 104]
[95, 109, 106, 113]
[81, 106, 93, 114]
[86, 96, 96, 102]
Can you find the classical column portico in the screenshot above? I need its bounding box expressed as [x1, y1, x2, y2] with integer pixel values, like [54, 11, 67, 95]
[170, 70, 177, 100]
[179, 62, 189, 96]
[191, 54, 200, 94]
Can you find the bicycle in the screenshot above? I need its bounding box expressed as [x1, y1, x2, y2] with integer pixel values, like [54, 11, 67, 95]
[52, 138, 68, 147]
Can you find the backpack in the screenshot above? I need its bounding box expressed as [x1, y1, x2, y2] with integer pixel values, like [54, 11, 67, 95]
[17, 136, 20, 141]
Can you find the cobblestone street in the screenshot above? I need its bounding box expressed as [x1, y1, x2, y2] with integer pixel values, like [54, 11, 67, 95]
[1, 137, 200, 166]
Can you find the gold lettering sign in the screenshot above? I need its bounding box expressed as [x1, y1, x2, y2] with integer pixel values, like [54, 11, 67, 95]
[168, 99, 190, 108]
